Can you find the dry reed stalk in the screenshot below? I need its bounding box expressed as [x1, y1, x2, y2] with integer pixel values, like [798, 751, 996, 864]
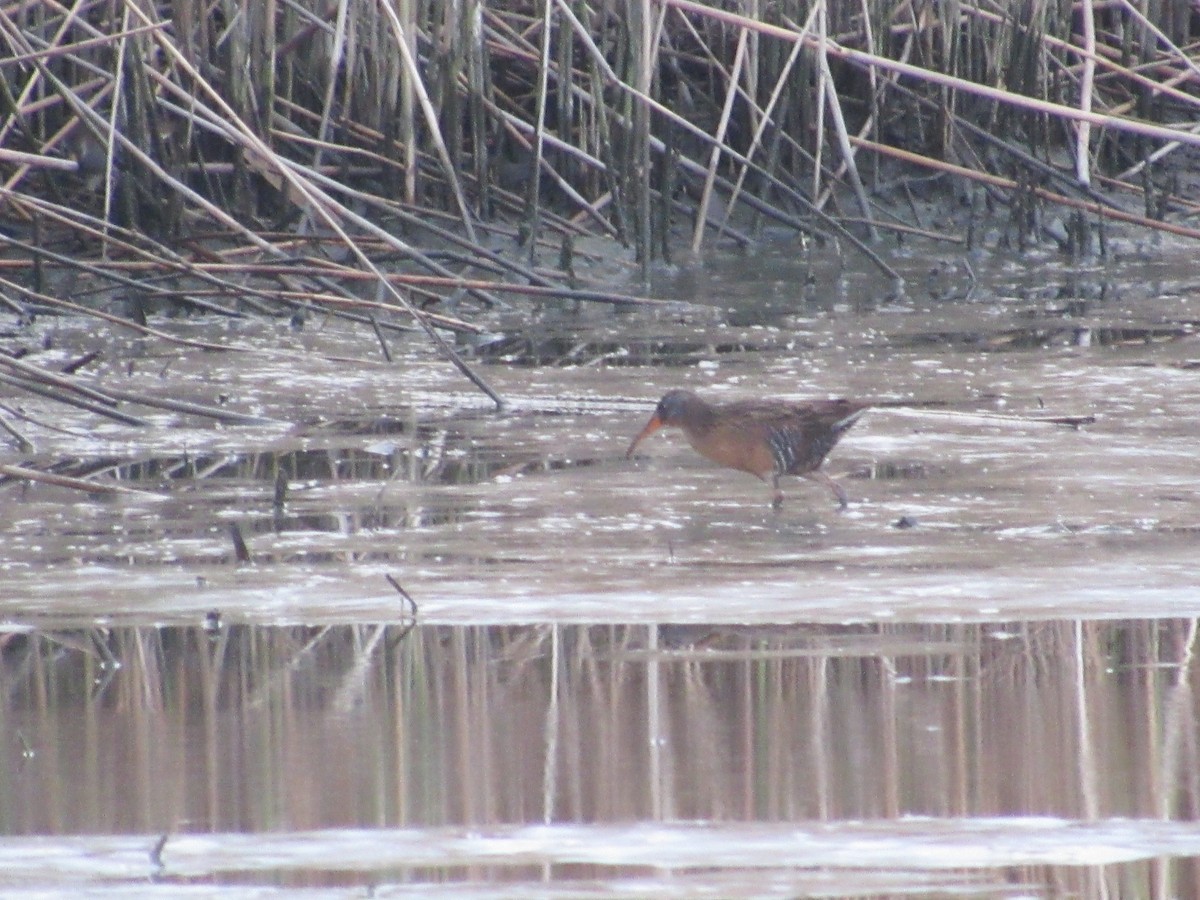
[0, 370, 148, 426]
[811, 3, 828, 205]
[542, 5, 816, 248]
[547, 3, 885, 266]
[133, 32, 504, 405]
[815, 8, 877, 239]
[0, 148, 79, 170]
[958, 4, 1200, 117]
[690, 27, 747, 254]
[100, 4, 132, 256]
[308, 0, 350, 180]
[0, 193, 347, 322]
[377, 1, 477, 243]
[815, 22, 914, 213]
[663, 0, 1200, 150]
[154, 78, 509, 311]
[1, 21, 165, 68]
[636, 0, 660, 270]
[481, 103, 620, 237]
[523, 0, 554, 264]
[1075, 0, 1096, 186]
[716, 7, 810, 235]
[0, 270, 241, 351]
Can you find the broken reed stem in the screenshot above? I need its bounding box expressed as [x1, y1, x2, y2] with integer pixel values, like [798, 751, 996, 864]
[0, 148, 80, 170]
[0, 352, 277, 425]
[0, 371, 150, 426]
[128, 8, 504, 406]
[0, 462, 164, 496]
[376, 1, 478, 243]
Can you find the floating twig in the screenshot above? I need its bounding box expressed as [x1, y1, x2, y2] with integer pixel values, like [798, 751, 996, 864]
[384, 574, 419, 644]
[0, 462, 162, 495]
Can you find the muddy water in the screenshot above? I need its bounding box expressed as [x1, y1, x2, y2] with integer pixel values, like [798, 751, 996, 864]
[4, 239, 1200, 624]
[3, 233, 1200, 894]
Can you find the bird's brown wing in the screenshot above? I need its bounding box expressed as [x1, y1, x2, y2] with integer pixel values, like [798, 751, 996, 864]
[716, 399, 867, 476]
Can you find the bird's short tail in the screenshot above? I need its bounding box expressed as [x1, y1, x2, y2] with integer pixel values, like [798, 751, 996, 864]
[832, 404, 870, 435]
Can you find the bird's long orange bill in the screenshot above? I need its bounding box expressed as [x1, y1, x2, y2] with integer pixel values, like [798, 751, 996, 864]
[625, 413, 664, 458]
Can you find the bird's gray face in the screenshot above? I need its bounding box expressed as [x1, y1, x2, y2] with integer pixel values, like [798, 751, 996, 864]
[626, 390, 695, 458]
[654, 390, 694, 426]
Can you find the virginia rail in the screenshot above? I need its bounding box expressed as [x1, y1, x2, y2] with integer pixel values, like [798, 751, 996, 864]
[625, 389, 869, 509]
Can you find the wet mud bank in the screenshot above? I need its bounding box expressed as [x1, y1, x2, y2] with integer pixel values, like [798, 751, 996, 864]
[4, 228, 1200, 897]
[3, 231, 1200, 625]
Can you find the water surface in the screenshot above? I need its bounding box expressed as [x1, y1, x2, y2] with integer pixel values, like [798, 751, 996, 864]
[3, 234, 1200, 895]
[4, 619, 1199, 896]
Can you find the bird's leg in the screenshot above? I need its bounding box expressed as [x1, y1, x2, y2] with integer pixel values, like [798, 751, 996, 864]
[803, 470, 849, 509]
[770, 474, 784, 509]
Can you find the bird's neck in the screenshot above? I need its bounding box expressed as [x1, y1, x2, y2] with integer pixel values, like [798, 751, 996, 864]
[679, 396, 718, 433]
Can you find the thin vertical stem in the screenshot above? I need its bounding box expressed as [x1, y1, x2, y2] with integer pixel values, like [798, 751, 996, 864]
[526, 0, 553, 263]
[812, 1, 827, 203]
[817, 18, 878, 240]
[632, 0, 654, 273]
[1075, 0, 1095, 185]
[102, 4, 130, 258]
[719, 5, 815, 239]
[690, 27, 747, 254]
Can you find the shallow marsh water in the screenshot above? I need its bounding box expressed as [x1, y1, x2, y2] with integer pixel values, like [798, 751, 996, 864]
[3, 234, 1200, 895]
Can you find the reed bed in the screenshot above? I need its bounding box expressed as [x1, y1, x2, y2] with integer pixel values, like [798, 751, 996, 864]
[3, 1, 1200, 405]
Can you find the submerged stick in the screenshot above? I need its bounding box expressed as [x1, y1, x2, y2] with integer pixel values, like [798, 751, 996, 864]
[0, 349, 275, 425]
[0, 372, 150, 426]
[0, 411, 34, 452]
[97, 386, 280, 426]
[0, 462, 163, 496]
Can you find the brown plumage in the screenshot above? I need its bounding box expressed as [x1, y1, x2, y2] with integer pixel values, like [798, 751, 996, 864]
[625, 389, 869, 509]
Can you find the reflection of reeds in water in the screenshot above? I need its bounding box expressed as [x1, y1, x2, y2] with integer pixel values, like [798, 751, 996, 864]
[5, 2, 1200, 408]
[5, 620, 1199, 859]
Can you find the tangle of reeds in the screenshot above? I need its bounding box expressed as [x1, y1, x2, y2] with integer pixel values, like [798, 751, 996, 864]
[3, 1, 1200, 404]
